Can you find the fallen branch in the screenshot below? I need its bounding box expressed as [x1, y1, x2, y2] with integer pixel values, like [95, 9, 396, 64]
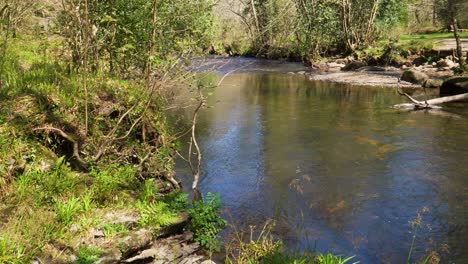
[33, 126, 88, 168]
[393, 79, 468, 109]
[394, 92, 468, 109]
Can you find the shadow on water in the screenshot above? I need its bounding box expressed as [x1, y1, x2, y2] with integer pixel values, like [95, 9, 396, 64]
[175, 59, 468, 263]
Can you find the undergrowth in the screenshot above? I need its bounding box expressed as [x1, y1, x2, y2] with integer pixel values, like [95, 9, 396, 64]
[0, 33, 191, 263]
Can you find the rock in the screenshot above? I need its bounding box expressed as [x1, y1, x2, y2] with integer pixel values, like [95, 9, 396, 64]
[423, 79, 443, 88]
[436, 59, 456, 68]
[123, 248, 159, 263]
[93, 229, 105, 238]
[149, 232, 204, 264]
[334, 58, 348, 64]
[440, 76, 468, 95]
[95, 249, 122, 264]
[157, 212, 191, 238]
[116, 229, 153, 258]
[200, 261, 217, 264]
[401, 70, 429, 85]
[312, 62, 329, 71]
[357, 66, 386, 72]
[103, 210, 140, 228]
[342, 61, 367, 71]
[412, 56, 427, 66]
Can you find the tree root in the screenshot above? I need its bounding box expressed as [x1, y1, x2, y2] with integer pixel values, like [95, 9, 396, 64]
[33, 126, 88, 168]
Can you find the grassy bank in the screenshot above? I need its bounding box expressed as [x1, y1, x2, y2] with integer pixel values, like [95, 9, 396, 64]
[0, 31, 228, 263]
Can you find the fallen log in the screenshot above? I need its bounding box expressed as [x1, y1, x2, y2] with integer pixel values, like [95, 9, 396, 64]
[393, 79, 468, 110]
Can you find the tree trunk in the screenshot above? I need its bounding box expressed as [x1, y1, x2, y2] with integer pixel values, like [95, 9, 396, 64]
[365, 0, 379, 44]
[453, 19, 466, 69]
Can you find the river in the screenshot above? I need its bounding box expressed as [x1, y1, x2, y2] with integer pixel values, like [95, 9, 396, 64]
[175, 57, 468, 263]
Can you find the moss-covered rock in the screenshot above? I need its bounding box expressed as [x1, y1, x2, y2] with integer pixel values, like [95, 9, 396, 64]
[423, 78, 443, 88]
[401, 70, 429, 85]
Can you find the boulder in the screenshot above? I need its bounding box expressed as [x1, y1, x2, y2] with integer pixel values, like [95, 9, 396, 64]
[342, 61, 367, 71]
[401, 70, 429, 85]
[412, 56, 427, 66]
[357, 66, 386, 72]
[440, 76, 468, 96]
[423, 79, 443, 88]
[327, 62, 345, 70]
[436, 59, 456, 69]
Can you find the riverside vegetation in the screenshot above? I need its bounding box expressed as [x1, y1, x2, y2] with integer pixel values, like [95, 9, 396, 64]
[0, 0, 465, 263]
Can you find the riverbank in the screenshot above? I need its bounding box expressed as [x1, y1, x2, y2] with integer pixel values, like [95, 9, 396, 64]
[300, 63, 454, 88]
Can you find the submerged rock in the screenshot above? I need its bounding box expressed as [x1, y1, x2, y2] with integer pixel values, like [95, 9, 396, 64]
[401, 70, 429, 85]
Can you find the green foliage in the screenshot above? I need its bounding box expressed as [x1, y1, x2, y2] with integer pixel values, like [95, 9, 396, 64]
[90, 165, 137, 203]
[14, 156, 81, 205]
[100, 223, 127, 238]
[165, 191, 189, 212]
[59, 0, 216, 73]
[315, 253, 357, 264]
[188, 192, 226, 251]
[225, 220, 356, 264]
[55, 196, 83, 225]
[74, 246, 102, 264]
[376, 0, 409, 36]
[136, 200, 180, 229]
[0, 235, 25, 264]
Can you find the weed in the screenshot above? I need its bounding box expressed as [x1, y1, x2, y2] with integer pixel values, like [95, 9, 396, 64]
[74, 246, 102, 264]
[55, 196, 83, 225]
[188, 192, 227, 251]
[139, 178, 158, 203]
[90, 165, 137, 203]
[165, 191, 189, 212]
[225, 220, 282, 263]
[0, 235, 25, 264]
[315, 253, 357, 264]
[100, 223, 127, 238]
[407, 207, 430, 264]
[225, 220, 357, 264]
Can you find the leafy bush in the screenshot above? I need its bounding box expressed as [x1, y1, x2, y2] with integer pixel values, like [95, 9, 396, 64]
[188, 192, 226, 251]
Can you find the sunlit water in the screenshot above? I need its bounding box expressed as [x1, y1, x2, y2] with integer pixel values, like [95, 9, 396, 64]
[175, 58, 468, 263]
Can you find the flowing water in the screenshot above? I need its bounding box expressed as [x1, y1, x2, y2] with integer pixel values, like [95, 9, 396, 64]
[176, 58, 468, 263]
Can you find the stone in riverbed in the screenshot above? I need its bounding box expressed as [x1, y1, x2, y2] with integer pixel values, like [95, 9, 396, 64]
[436, 58, 456, 69]
[342, 61, 367, 71]
[423, 79, 443, 88]
[440, 76, 468, 95]
[401, 70, 429, 85]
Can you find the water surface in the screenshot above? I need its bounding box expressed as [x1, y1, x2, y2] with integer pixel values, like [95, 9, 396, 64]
[176, 58, 468, 263]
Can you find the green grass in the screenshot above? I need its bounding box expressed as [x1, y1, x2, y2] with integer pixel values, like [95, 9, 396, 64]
[0, 33, 194, 263]
[400, 31, 468, 41]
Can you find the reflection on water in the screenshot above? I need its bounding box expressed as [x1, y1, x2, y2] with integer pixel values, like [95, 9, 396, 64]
[175, 70, 468, 263]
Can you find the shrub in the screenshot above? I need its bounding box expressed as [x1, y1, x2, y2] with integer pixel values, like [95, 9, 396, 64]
[188, 192, 226, 251]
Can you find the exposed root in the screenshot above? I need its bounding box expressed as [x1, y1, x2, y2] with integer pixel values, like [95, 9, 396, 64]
[33, 126, 88, 168]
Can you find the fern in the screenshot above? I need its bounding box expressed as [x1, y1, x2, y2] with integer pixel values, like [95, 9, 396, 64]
[136, 200, 179, 229]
